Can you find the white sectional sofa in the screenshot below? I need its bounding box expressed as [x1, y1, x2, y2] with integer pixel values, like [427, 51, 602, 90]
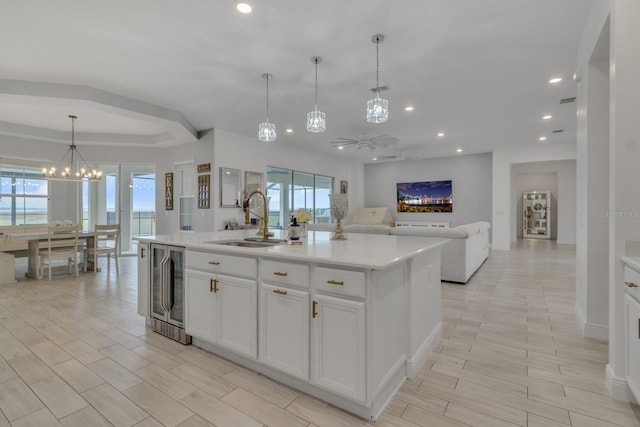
[389, 222, 491, 283]
[305, 208, 491, 283]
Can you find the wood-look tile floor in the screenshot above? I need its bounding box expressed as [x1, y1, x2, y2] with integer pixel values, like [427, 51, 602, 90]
[1, 240, 639, 426]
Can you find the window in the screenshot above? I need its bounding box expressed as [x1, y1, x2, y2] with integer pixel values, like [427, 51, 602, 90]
[176, 163, 195, 231]
[266, 167, 333, 228]
[0, 164, 49, 225]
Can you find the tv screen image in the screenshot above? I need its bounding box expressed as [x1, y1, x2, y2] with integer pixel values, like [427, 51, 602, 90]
[396, 180, 453, 213]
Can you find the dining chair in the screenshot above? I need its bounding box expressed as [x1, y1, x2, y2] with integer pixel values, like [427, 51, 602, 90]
[40, 223, 80, 280]
[84, 224, 120, 272]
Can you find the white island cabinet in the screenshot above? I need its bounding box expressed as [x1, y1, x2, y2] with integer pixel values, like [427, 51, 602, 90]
[135, 230, 446, 420]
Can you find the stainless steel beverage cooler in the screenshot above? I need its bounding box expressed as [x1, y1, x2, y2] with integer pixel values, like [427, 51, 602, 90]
[150, 244, 191, 344]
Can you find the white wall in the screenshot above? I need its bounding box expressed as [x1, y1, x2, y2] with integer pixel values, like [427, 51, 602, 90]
[363, 153, 492, 228]
[492, 143, 576, 251]
[512, 160, 577, 244]
[155, 128, 363, 234]
[600, 0, 640, 401]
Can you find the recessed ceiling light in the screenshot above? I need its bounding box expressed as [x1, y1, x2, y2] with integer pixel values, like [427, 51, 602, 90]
[539, 136, 547, 141]
[234, 1, 253, 13]
[286, 128, 293, 133]
[549, 77, 562, 84]
[372, 157, 378, 161]
[456, 148, 462, 153]
[437, 132, 445, 137]
[542, 115, 552, 120]
[404, 106, 414, 112]
[337, 146, 344, 150]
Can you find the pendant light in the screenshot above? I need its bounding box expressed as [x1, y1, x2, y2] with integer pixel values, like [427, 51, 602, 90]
[258, 73, 276, 142]
[366, 34, 389, 124]
[307, 56, 326, 133]
[42, 115, 102, 181]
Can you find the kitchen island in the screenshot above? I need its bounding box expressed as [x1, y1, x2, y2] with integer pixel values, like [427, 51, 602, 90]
[136, 229, 446, 420]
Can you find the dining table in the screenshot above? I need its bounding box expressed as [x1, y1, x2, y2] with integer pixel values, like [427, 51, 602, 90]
[6, 230, 99, 279]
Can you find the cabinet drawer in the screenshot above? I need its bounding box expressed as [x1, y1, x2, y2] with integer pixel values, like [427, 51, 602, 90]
[186, 250, 257, 279]
[625, 265, 640, 301]
[261, 259, 309, 288]
[314, 267, 365, 298]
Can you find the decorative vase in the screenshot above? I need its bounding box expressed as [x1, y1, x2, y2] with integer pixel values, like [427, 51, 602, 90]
[300, 222, 308, 238]
[329, 193, 348, 240]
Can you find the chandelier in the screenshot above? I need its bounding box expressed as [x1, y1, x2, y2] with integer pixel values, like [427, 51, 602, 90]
[42, 115, 102, 181]
[307, 56, 326, 133]
[366, 34, 389, 124]
[258, 73, 276, 142]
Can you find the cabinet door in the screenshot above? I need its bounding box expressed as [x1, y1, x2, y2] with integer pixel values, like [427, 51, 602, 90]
[217, 274, 257, 358]
[311, 294, 366, 402]
[151, 245, 167, 320]
[259, 283, 309, 379]
[185, 269, 216, 342]
[626, 294, 640, 401]
[137, 243, 150, 317]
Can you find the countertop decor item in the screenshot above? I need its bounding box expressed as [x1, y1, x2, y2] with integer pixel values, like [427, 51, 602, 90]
[329, 193, 348, 240]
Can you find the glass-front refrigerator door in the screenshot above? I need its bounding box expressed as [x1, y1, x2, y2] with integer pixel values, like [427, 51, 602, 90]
[151, 244, 167, 321]
[166, 246, 185, 327]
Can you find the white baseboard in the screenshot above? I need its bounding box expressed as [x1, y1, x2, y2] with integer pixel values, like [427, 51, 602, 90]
[406, 322, 442, 378]
[606, 364, 636, 403]
[574, 301, 609, 342]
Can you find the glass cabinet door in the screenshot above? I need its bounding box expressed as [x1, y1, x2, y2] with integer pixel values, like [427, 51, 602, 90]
[151, 245, 167, 320]
[167, 247, 185, 326]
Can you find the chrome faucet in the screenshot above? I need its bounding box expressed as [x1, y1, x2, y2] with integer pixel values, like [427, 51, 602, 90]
[244, 190, 274, 240]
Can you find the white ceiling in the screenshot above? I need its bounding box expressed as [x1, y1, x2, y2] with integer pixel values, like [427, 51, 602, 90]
[0, 0, 593, 163]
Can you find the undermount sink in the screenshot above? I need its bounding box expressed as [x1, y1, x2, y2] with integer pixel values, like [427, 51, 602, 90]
[206, 239, 284, 248]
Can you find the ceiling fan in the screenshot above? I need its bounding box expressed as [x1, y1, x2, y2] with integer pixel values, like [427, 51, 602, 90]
[329, 134, 399, 151]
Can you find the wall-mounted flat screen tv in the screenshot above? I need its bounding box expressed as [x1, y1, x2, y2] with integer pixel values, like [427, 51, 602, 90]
[396, 180, 453, 213]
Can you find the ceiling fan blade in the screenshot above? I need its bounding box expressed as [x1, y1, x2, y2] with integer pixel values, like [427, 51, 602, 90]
[369, 134, 400, 147]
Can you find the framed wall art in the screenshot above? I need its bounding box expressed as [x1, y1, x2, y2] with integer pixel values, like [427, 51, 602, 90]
[396, 180, 453, 213]
[165, 172, 174, 210]
[198, 174, 211, 209]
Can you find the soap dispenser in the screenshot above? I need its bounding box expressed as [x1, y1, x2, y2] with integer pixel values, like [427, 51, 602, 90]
[289, 216, 300, 241]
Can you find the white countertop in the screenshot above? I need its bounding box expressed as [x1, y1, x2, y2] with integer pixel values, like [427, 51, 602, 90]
[135, 229, 447, 270]
[622, 256, 640, 272]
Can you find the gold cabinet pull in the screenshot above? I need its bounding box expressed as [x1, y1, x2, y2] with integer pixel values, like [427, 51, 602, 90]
[210, 278, 214, 292]
[626, 282, 638, 288]
[327, 280, 344, 286]
[273, 289, 288, 295]
[211, 278, 218, 293]
[312, 300, 318, 318]
[140, 247, 145, 259]
[208, 261, 220, 265]
[273, 271, 288, 277]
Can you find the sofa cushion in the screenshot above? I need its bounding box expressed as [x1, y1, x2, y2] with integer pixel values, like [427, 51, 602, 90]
[343, 224, 392, 234]
[390, 226, 467, 239]
[454, 221, 491, 236]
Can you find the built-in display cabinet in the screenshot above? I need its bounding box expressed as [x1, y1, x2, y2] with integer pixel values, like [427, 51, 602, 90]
[523, 191, 551, 239]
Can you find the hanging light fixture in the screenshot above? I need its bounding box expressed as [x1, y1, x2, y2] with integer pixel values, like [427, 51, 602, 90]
[366, 34, 389, 124]
[258, 73, 276, 142]
[42, 115, 102, 182]
[307, 56, 326, 133]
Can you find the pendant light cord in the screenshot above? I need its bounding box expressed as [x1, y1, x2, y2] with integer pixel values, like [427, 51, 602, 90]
[265, 75, 269, 121]
[375, 36, 380, 95]
[314, 57, 319, 107]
